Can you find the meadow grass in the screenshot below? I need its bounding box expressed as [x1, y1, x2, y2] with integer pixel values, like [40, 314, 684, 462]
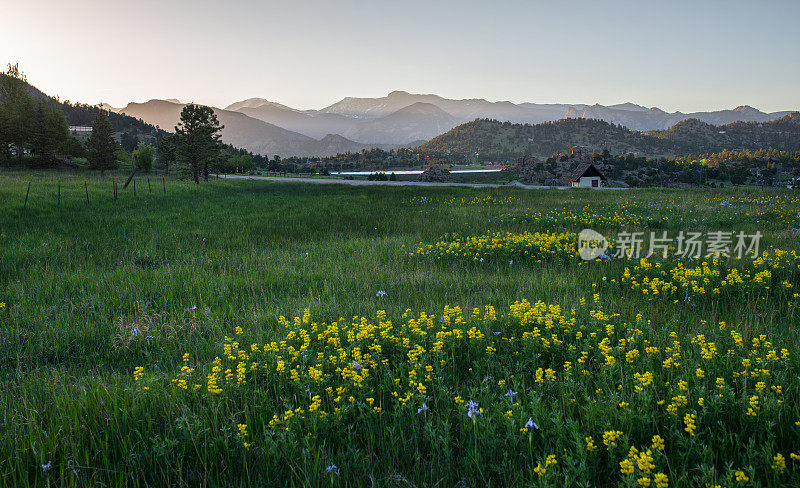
[1, 170, 799, 487]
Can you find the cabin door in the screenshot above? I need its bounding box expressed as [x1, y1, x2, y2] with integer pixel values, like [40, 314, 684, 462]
[592, 179, 598, 188]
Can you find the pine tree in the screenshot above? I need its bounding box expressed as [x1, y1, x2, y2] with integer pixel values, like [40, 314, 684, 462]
[30, 102, 48, 163]
[86, 112, 120, 177]
[30, 100, 68, 165]
[157, 133, 177, 174]
[0, 101, 10, 165]
[174, 104, 223, 183]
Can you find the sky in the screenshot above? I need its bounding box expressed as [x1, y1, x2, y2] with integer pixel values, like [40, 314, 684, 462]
[2, 0, 799, 113]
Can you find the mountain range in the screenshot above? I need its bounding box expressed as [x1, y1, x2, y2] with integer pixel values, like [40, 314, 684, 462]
[112, 99, 405, 158]
[106, 90, 796, 157]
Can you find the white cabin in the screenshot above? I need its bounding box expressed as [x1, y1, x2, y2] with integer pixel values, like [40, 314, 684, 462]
[567, 163, 607, 188]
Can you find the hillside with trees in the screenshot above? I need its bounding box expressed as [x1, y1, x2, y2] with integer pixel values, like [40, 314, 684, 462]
[0, 65, 166, 169]
[506, 146, 800, 188]
[418, 118, 667, 161]
[647, 114, 800, 153]
[418, 114, 800, 162]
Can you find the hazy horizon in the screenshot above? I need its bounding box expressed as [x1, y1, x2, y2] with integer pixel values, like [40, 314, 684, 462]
[91, 91, 799, 116]
[2, 0, 799, 113]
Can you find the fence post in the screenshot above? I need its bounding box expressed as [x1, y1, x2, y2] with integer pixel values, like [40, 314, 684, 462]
[85, 181, 89, 205]
[122, 167, 138, 189]
[58, 180, 61, 206]
[24, 181, 31, 210]
[133, 179, 136, 196]
[148, 178, 152, 194]
[162, 176, 166, 193]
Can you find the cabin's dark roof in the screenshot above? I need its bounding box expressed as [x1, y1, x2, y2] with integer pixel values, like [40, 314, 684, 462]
[567, 163, 607, 182]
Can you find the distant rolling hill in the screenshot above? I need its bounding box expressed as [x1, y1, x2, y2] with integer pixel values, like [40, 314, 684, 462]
[317, 90, 574, 125]
[417, 114, 800, 160]
[565, 104, 795, 131]
[226, 96, 457, 144]
[647, 115, 800, 153]
[225, 99, 360, 140]
[339, 102, 458, 144]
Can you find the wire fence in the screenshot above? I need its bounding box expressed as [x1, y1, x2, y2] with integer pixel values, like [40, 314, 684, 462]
[15, 175, 172, 211]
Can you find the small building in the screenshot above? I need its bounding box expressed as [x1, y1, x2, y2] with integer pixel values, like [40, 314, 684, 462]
[567, 163, 607, 188]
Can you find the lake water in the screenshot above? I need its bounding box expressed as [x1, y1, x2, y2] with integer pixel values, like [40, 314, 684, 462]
[331, 168, 503, 176]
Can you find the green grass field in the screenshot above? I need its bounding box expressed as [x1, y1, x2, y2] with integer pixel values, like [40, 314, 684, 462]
[1, 170, 800, 487]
